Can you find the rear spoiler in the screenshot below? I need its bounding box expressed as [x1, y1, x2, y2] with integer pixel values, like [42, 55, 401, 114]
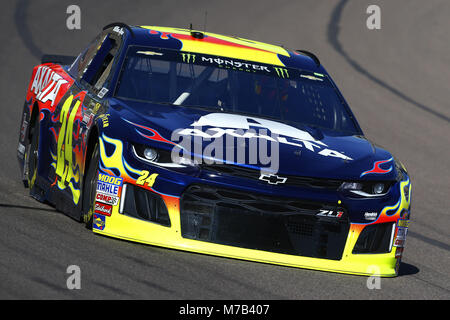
[41, 54, 76, 66]
[295, 50, 320, 66]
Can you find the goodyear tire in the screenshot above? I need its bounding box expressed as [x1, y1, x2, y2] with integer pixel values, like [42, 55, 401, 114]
[82, 143, 99, 229]
[26, 115, 40, 190]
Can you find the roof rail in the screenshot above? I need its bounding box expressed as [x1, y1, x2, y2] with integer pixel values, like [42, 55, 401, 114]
[102, 22, 135, 37]
[295, 50, 320, 66]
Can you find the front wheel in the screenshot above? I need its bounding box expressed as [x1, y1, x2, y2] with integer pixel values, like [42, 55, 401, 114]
[82, 143, 99, 229]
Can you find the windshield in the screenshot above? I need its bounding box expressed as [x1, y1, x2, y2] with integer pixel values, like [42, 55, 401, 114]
[115, 46, 359, 134]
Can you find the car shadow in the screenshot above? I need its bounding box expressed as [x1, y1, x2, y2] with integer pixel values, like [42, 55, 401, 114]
[0, 202, 57, 213]
[398, 261, 420, 276]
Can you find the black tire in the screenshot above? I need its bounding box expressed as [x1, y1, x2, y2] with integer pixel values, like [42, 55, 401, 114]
[26, 116, 40, 189]
[82, 143, 100, 229]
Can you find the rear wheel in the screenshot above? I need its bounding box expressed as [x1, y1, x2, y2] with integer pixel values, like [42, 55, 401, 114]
[26, 115, 40, 189]
[82, 143, 99, 229]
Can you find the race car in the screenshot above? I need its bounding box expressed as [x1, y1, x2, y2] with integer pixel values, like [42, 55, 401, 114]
[17, 23, 411, 277]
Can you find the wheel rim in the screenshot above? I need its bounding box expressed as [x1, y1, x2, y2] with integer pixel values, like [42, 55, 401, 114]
[28, 121, 39, 188]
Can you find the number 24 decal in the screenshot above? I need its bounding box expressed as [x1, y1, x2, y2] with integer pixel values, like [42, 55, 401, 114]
[136, 171, 158, 188]
[55, 94, 82, 204]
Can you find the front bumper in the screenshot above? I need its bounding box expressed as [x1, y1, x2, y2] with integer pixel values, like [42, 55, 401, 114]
[93, 171, 411, 277]
[93, 133, 411, 277]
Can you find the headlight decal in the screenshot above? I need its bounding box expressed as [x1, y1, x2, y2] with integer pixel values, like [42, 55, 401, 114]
[360, 157, 393, 178]
[349, 177, 411, 257]
[351, 176, 410, 226]
[340, 181, 393, 197]
[98, 133, 179, 199]
[121, 117, 176, 146]
[99, 133, 141, 180]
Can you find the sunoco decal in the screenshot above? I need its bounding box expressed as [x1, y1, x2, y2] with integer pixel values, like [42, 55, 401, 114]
[93, 213, 106, 230]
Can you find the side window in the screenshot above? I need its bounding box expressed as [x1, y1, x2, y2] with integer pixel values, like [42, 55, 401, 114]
[68, 30, 122, 96]
[68, 33, 104, 81]
[81, 33, 121, 93]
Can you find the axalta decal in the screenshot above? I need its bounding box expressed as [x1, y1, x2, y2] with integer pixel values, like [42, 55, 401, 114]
[27, 64, 74, 113]
[174, 113, 353, 161]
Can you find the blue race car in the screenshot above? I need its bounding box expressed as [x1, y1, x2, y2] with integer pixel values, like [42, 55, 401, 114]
[17, 23, 411, 276]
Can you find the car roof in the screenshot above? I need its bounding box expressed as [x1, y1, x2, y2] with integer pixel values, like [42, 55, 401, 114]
[125, 25, 326, 73]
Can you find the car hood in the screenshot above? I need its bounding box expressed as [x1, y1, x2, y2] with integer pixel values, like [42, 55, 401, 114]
[109, 98, 397, 181]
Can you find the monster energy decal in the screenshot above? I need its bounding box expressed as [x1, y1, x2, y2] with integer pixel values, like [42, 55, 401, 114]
[131, 47, 332, 85]
[200, 56, 271, 72]
[181, 53, 196, 63]
[274, 67, 289, 78]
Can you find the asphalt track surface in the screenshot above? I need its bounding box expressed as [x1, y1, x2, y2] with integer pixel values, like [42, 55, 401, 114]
[0, 0, 449, 299]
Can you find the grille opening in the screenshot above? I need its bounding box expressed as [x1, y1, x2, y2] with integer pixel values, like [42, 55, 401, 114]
[191, 191, 221, 201]
[122, 184, 170, 226]
[247, 202, 288, 213]
[286, 219, 315, 237]
[183, 203, 213, 215]
[321, 222, 342, 233]
[199, 228, 210, 240]
[353, 222, 394, 254]
[216, 189, 255, 201]
[202, 164, 344, 190]
[287, 201, 323, 211]
[180, 184, 350, 260]
[217, 202, 243, 210]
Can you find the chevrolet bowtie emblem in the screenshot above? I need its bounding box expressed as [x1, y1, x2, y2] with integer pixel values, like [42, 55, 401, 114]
[259, 173, 287, 185]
